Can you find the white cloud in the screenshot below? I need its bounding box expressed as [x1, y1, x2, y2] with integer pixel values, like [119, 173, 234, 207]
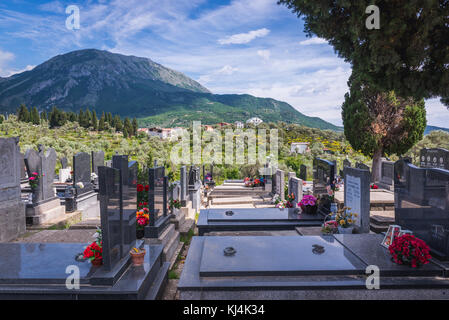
[218, 28, 270, 45]
[299, 37, 328, 46]
[0, 49, 15, 77]
[257, 49, 270, 60]
[217, 65, 238, 75]
[38, 1, 65, 14]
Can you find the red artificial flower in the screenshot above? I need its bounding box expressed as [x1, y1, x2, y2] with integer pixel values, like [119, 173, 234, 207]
[136, 184, 144, 192]
[145, 185, 149, 191]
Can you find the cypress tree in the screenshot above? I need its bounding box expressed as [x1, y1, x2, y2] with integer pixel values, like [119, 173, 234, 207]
[31, 107, 40, 125]
[17, 104, 30, 122]
[91, 110, 98, 131]
[123, 126, 129, 138]
[132, 118, 138, 136]
[98, 112, 105, 131]
[40, 110, 47, 123]
[114, 115, 123, 132]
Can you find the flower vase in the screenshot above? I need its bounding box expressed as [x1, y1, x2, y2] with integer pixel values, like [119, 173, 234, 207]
[338, 226, 354, 234]
[304, 205, 317, 214]
[91, 258, 103, 266]
[136, 229, 144, 239]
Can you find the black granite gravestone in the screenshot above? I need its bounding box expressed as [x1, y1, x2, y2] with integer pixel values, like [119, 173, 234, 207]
[420, 148, 449, 170]
[24, 146, 58, 203]
[145, 167, 170, 238]
[299, 164, 307, 181]
[19, 152, 27, 182]
[60, 157, 68, 169]
[91, 151, 105, 176]
[112, 155, 129, 187]
[394, 159, 449, 260]
[343, 159, 352, 169]
[313, 158, 335, 195]
[394, 160, 449, 260]
[73, 152, 93, 195]
[379, 159, 394, 188]
[180, 166, 187, 206]
[98, 166, 122, 271]
[0, 137, 25, 241]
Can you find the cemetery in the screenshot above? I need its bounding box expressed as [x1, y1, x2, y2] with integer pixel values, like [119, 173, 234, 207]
[1, 135, 449, 300]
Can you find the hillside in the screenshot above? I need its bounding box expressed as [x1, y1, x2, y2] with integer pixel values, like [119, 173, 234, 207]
[0, 49, 340, 131]
[424, 125, 449, 135]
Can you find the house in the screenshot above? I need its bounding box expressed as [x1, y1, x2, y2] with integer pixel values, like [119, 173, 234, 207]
[203, 125, 214, 132]
[137, 128, 149, 134]
[234, 121, 244, 129]
[218, 122, 231, 128]
[290, 142, 310, 154]
[246, 117, 263, 126]
[147, 127, 174, 139]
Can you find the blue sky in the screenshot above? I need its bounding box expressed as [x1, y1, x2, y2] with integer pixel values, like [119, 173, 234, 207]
[0, 0, 447, 127]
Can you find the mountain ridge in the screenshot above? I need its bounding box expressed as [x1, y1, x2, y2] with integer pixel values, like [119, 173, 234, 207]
[0, 49, 340, 131]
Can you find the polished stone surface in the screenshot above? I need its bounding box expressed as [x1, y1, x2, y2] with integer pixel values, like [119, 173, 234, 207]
[334, 234, 445, 276]
[98, 166, 122, 271]
[313, 158, 335, 195]
[394, 159, 449, 260]
[199, 236, 366, 277]
[344, 167, 371, 233]
[91, 151, 104, 175]
[206, 208, 322, 222]
[420, 148, 449, 170]
[0, 243, 95, 284]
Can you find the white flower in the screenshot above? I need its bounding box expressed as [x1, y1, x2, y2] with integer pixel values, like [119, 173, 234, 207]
[76, 182, 84, 189]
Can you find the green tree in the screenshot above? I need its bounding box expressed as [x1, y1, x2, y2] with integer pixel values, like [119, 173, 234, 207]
[49, 106, 67, 128]
[278, 0, 449, 107]
[31, 107, 40, 125]
[98, 112, 106, 131]
[40, 110, 48, 123]
[17, 104, 30, 122]
[342, 83, 426, 181]
[123, 126, 129, 138]
[91, 110, 98, 131]
[132, 118, 138, 136]
[124, 117, 132, 136]
[0, 114, 4, 124]
[113, 115, 123, 132]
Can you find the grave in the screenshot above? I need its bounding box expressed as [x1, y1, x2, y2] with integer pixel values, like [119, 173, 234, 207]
[394, 159, 449, 260]
[145, 166, 181, 266]
[188, 166, 202, 211]
[377, 159, 394, 190]
[71, 152, 99, 219]
[197, 207, 325, 235]
[91, 150, 104, 188]
[313, 158, 335, 214]
[420, 148, 449, 170]
[24, 146, 66, 225]
[299, 164, 307, 181]
[19, 152, 27, 183]
[288, 176, 303, 207]
[0, 165, 169, 299]
[60, 157, 68, 169]
[178, 234, 449, 299]
[180, 165, 187, 207]
[275, 169, 285, 201]
[0, 137, 26, 241]
[343, 167, 371, 233]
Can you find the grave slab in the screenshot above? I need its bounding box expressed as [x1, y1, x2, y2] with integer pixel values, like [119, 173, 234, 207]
[197, 208, 325, 235]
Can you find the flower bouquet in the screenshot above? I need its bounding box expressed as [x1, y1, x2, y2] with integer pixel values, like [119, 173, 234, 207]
[389, 234, 431, 268]
[321, 220, 339, 235]
[335, 207, 357, 234]
[169, 198, 182, 210]
[136, 208, 149, 238]
[299, 195, 317, 214]
[28, 172, 41, 190]
[83, 228, 103, 266]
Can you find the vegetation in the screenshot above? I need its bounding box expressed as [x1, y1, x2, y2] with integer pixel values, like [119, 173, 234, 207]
[278, 0, 449, 107]
[1, 115, 447, 184]
[342, 83, 426, 181]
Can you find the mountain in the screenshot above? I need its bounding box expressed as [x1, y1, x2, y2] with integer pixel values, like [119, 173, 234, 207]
[0, 49, 340, 131]
[425, 125, 449, 135]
